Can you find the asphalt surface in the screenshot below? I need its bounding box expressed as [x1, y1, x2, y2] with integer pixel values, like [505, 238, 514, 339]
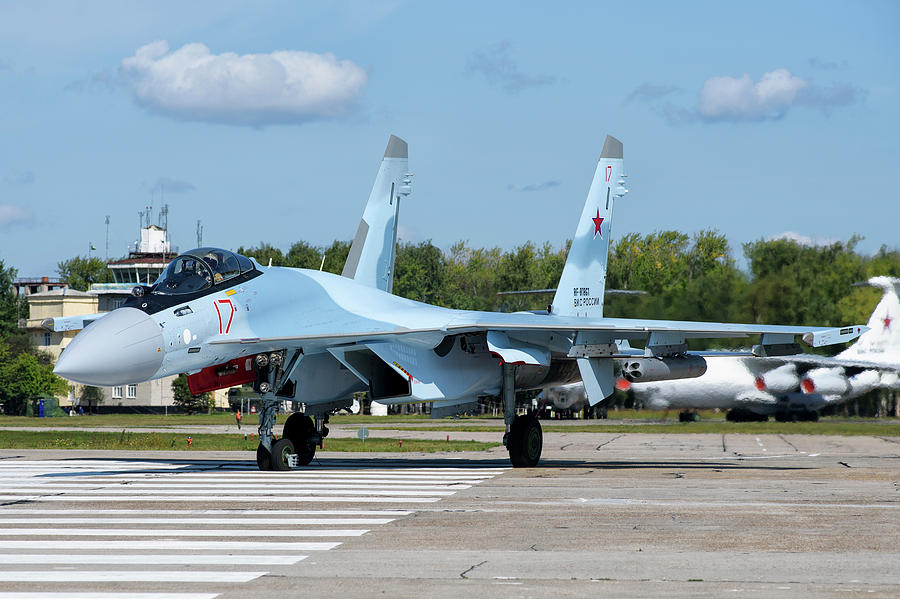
[0, 432, 897, 598]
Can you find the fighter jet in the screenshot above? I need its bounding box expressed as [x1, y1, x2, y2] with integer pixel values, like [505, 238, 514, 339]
[52, 134, 866, 470]
[540, 277, 900, 422]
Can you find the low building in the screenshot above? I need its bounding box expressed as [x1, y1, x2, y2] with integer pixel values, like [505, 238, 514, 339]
[24, 288, 97, 362]
[14, 276, 68, 298]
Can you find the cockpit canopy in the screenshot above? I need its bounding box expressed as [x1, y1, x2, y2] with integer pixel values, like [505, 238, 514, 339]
[154, 248, 255, 295]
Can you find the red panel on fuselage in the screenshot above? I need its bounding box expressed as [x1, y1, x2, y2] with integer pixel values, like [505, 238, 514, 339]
[187, 356, 256, 395]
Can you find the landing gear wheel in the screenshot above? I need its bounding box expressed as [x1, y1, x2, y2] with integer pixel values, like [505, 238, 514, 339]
[256, 443, 272, 471]
[271, 438, 296, 471]
[282, 413, 317, 466]
[507, 414, 542, 467]
[679, 411, 700, 422]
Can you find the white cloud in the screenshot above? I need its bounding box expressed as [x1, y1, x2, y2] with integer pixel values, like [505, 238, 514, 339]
[120, 41, 368, 126]
[466, 42, 556, 94]
[698, 69, 807, 121]
[768, 231, 841, 247]
[0, 205, 33, 229]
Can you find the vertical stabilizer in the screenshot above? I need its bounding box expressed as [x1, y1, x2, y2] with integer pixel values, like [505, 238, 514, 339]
[838, 276, 900, 364]
[550, 135, 627, 317]
[341, 135, 411, 292]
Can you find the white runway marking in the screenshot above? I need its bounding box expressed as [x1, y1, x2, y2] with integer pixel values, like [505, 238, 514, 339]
[0, 474, 495, 482]
[1, 487, 456, 496]
[0, 508, 412, 516]
[0, 594, 219, 599]
[0, 517, 393, 525]
[0, 571, 266, 582]
[0, 540, 339, 550]
[0, 554, 306, 565]
[0, 459, 504, 598]
[1, 483, 468, 492]
[0, 494, 442, 503]
[0, 527, 369, 537]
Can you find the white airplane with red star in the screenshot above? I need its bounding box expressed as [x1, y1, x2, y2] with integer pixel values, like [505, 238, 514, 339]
[543, 277, 900, 422]
[52, 135, 866, 469]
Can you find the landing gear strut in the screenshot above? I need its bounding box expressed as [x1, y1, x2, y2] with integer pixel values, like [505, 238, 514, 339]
[501, 363, 542, 467]
[678, 410, 700, 422]
[255, 350, 293, 471]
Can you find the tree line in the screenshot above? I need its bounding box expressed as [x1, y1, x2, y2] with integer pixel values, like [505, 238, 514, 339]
[2, 231, 898, 414]
[238, 232, 899, 339]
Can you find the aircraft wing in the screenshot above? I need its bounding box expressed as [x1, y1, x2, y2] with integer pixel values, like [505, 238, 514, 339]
[207, 311, 866, 351]
[747, 353, 900, 372]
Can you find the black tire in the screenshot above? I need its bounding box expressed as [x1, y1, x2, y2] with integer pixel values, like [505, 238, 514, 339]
[282, 413, 317, 466]
[271, 438, 296, 471]
[508, 414, 542, 467]
[256, 443, 272, 471]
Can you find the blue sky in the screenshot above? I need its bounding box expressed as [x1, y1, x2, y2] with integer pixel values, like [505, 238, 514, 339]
[1, 0, 897, 278]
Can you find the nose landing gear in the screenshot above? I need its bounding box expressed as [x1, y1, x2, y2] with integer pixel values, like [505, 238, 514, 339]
[253, 350, 332, 471]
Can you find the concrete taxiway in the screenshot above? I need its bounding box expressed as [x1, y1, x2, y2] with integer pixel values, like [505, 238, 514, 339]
[0, 432, 897, 598]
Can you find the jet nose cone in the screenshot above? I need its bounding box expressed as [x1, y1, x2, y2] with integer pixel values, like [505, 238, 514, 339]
[54, 307, 165, 386]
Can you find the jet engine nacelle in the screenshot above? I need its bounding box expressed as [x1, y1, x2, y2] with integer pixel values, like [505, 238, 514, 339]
[800, 368, 849, 395]
[620, 355, 707, 383]
[754, 363, 800, 394]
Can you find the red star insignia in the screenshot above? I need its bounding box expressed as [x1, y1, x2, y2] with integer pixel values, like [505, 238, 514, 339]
[592, 209, 604, 239]
[884, 314, 892, 330]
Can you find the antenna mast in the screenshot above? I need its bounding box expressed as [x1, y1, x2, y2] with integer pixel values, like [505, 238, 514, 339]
[196, 220, 203, 247]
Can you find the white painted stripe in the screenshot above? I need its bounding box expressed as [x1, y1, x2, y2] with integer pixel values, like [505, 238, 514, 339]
[0, 487, 455, 496]
[0, 461, 507, 469]
[0, 468, 499, 475]
[0, 495, 439, 503]
[0, 474, 495, 481]
[0, 528, 368, 538]
[0, 460, 184, 469]
[0, 594, 219, 599]
[0, 571, 266, 582]
[0, 480, 477, 488]
[0, 554, 306, 565]
[0, 540, 338, 550]
[0, 508, 412, 516]
[0, 517, 393, 525]
[6, 480, 472, 492]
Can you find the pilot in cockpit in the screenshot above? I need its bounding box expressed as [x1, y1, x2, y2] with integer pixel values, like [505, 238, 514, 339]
[203, 254, 225, 284]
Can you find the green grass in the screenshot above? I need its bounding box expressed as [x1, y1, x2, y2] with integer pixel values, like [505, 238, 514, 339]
[0, 430, 500, 452]
[0, 412, 441, 428]
[366, 420, 900, 437]
[0, 412, 238, 427]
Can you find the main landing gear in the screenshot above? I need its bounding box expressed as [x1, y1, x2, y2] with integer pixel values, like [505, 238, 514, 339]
[253, 350, 329, 471]
[678, 410, 700, 422]
[501, 363, 543, 467]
